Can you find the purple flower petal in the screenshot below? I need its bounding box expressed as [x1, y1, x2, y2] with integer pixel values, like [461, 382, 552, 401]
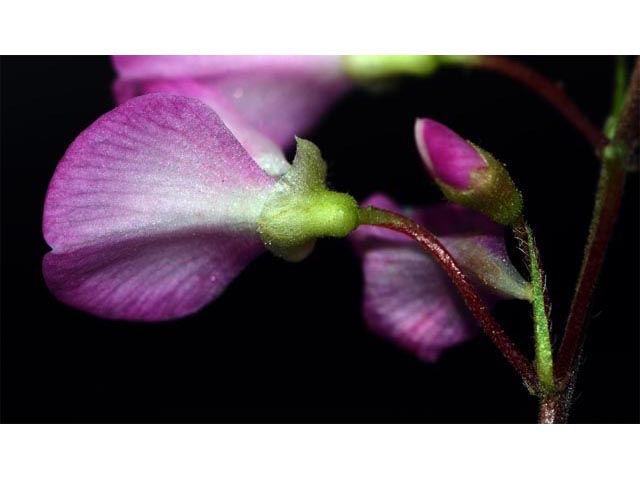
[43, 93, 277, 321]
[113, 56, 345, 82]
[351, 194, 530, 361]
[112, 55, 350, 151]
[415, 118, 487, 190]
[115, 77, 290, 177]
[412, 205, 530, 301]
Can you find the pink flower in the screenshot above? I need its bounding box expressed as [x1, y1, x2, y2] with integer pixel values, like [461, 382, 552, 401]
[351, 194, 530, 361]
[43, 93, 358, 321]
[112, 56, 351, 173]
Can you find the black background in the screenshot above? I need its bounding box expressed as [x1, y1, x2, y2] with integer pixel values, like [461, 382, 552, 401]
[1, 56, 638, 423]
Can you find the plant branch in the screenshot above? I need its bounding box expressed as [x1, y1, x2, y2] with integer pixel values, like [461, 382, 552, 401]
[513, 218, 555, 395]
[555, 58, 639, 383]
[476, 56, 608, 153]
[358, 206, 537, 388]
[613, 59, 640, 155]
[538, 394, 569, 424]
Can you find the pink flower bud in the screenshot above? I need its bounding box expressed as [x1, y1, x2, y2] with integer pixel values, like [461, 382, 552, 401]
[415, 118, 487, 190]
[414, 118, 523, 225]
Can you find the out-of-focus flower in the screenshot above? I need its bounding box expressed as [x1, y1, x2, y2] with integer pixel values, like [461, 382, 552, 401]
[415, 118, 523, 225]
[43, 93, 359, 321]
[351, 194, 531, 361]
[112, 56, 479, 174]
[112, 56, 351, 175]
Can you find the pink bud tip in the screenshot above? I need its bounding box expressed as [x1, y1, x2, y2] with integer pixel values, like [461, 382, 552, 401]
[414, 118, 487, 190]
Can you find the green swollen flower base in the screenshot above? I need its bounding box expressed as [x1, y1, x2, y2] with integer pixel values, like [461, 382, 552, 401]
[437, 146, 523, 226]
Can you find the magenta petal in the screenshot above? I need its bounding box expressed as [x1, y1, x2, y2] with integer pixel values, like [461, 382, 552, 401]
[412, 205, 531, 301]
[43, 93, 276, 320]
[415, 118, 487, 190]
[118, 77, 291, 176]
[362, 245, 474, 362]
[206, 71, 347, 148]
[112, 56, 351, 150]
[351, 194, 529, 361]
[113, 56, 346, 81]
[44, 229, 262, 320]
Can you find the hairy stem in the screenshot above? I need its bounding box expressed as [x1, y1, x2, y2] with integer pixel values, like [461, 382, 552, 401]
[358, 206, 536, 387]
[527, 226, 555, 394]
[555, 58, 639, 383]
[513, 218, 559, 421]
[538, 394, 569, 424]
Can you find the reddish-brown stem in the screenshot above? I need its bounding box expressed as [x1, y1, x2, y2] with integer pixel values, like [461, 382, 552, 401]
[554, 163, 626, 381]
[613, 59, 640, 155]
[360, 206, 537, 388]
[538, 394, 569, 424]
[477, 56, 608, 153]
[555, 59, 639, 382]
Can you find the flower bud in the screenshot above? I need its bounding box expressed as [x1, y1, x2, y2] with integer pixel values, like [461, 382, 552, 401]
[415, 118, 523, 225]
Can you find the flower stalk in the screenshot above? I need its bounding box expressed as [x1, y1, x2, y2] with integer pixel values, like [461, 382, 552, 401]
[555, 58, 638, 384]
[538, 395, 569, 424]
[358, 205, 537, 387]
[520, 220, 554, 394]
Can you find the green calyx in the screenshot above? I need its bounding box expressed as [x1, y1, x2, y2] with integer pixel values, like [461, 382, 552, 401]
[257, 138, 359, 262]
[343, 55, 479, 83]
[437, 144, 523, 226]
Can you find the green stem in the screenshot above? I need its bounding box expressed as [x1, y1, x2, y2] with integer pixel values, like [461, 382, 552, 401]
[523, 221, 555, 394]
